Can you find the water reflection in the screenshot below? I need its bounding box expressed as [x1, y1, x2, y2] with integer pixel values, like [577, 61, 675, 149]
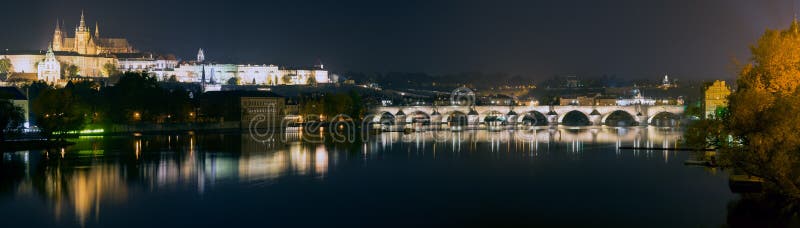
[0, 126, 746, 226]
[369, 126, 683, 161]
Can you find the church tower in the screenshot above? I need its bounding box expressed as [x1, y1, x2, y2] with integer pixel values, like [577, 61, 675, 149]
[197, 48, 205, 63]
[52, 19, 63, 51]
[38, 44, 62, 83]
[74, 11, 91, 54]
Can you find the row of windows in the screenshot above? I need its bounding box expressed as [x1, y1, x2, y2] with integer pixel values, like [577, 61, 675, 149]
[245, 101, 277, 106]
[247, 108, 277, 114]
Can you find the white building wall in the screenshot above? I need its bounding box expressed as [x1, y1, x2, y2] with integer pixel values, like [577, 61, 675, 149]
[314, 70, 329, 83]
[236, 65, 278, 84]
[2, 54, 115, 77]
[171, 63, 328, 85]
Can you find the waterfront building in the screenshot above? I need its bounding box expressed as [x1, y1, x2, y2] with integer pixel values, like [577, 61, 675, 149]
[200, 91, 285, 128]
[616, 94, 656, 106]
[479, 94, 515, 106]
[595, 95, 619, 106]
[703, 80, 731, 119]
[559, 95, 596, 106]
[0, 87, 29, 127]
[241, 95, 286, 129]
[616, 86, 656, 106]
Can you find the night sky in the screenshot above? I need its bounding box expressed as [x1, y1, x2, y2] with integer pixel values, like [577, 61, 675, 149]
[1, 0, 797, 80]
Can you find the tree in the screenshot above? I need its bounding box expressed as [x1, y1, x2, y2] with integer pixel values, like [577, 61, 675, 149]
[0, 100, 24, 141]
[104, 72, 163, 123]
[0, 58, 12, 80]
[168, 75, 178, 83]
[60, 62, 79, 78]
[688, 20, 800, 200]
[683, 100, 704, 119]
[102, 63, 120, 77]
[348, 90, 365, 121]
[32, 88, 87, 140]
[282, 74, 293, 84]
[306, 75, 317, 85]
[227, 77, 240, 85]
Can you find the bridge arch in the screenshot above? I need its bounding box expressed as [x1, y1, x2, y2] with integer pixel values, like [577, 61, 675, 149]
[445, 111, 468, 126]
[601, 110, 638, 126]
[405, 111, 431, 125]
[518, 111, 548, 126]
[648, 111, 681, 126]
[558, 110, 591, 126]
[376, 111, 395, 125]
[481, 110, 505, 123]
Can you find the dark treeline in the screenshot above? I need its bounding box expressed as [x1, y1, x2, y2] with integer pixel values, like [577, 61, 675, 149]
[24, 72, 204, 139]
[296, 90, 365, 122]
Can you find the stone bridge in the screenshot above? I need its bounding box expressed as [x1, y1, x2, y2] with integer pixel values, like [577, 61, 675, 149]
[369, 105, 684, 126]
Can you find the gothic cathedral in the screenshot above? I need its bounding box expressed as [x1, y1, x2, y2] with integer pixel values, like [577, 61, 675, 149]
[52, 11, 136, 55]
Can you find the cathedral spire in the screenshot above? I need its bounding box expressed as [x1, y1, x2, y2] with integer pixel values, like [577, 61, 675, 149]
[95, 22, 99, 37]
[53, 19, 63, 51]
[79, 10, 86, 30]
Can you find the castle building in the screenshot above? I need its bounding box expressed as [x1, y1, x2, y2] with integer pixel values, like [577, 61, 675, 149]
[117, 53, 178, 79]
[169, 49, 330, 86]
[1, 11, 333, 87]
[52, 12, 135, 55]
[1, 49, 116, 83]
[0, 11, 125, 83]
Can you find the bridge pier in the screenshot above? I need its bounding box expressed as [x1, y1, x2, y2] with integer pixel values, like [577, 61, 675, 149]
[636, 114, 648, 126]
[589, 113, 601, 125]
[546, 114, 558, 126]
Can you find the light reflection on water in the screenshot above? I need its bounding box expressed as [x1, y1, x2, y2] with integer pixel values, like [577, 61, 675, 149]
[1, 126, 727, 227]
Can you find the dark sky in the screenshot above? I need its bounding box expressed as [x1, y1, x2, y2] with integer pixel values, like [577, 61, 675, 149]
[1, 0, 797, 80]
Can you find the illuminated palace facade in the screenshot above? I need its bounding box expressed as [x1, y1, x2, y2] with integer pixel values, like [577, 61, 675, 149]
[0, 12, 332, 86]
[125, 49, 332, 86]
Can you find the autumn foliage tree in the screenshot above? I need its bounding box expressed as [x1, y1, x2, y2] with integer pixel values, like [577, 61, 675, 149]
[692, 20, 800, 200]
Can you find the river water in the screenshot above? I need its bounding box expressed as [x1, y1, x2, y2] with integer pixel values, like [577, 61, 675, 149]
[0, 127, 751, 227]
